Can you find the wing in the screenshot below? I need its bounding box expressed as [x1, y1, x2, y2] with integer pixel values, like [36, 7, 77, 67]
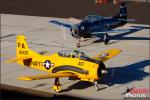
[18, 73, 76, 81]
[117, 19, 136, 22]
[92, 48, 121, 62]
[68, 17, 81, 23]
[49, 20, 72, 29]
[93, 29, 130, 35]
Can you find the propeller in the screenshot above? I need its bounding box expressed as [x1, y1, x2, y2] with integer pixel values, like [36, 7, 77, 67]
[61, 25, 67, 41]
[60, 18, 82, 41]
[68, 17, 83, 38]
[70, 24, 80, 38]
[97, 61, 107, 78]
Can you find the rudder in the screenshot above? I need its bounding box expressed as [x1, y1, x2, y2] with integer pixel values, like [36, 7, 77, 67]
[16, 35, 40, 65]
[113, 2, 127, 19]
[119, 2, 127, 19]
[16, 35, 32, 58]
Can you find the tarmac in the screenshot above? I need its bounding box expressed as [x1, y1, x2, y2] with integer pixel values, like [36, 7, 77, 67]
[1, 14, 150, 99]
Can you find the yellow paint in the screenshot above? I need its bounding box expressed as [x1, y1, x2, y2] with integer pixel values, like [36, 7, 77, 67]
[93, 48, 121, 62]
[6, 34, 121, 92]
[18, 77, 32, 81]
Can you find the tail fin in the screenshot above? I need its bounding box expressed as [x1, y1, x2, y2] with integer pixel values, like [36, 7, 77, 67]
[114, 2, 127, 19]
[16, 35, 38, 58]
[6, 35, 39, 64]
[119, 3, 127, 19]
[16, 35, 30, 58]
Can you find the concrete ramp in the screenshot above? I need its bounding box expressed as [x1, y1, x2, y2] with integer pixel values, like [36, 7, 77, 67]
[1, 14, 150, 99]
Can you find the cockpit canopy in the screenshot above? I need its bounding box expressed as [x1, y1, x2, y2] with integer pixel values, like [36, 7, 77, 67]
[84, 15, 103, 23]
[58, 50, 89, 59]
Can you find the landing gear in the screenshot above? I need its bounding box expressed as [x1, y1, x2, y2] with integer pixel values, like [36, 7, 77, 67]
[76, 37, 85, 48]
[53, 78, 61, 93]
[103, 33, 110, 45]
[76, 38, 81, 48]
[93, 81, 99, 91]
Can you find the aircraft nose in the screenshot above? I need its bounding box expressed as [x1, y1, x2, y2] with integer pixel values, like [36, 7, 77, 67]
[71, 28, 79, 38]
[97, 62, 107, 79]
[101, 70, 108, 74]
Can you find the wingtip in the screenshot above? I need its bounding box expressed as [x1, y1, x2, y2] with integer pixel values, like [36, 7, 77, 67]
[5, 59, 15, 63]
[5, 60, 11, 63]
[111, 48, 122, 52]
[18, 77, 32, 81]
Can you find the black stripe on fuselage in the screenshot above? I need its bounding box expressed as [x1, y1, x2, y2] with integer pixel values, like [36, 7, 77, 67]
[52, 65, 89, 74]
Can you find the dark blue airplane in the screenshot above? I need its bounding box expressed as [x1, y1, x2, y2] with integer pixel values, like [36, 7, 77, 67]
[49, 3, 134, 47]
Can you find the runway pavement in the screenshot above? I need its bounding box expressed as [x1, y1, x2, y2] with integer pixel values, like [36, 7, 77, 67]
[1, 14, 150, 99]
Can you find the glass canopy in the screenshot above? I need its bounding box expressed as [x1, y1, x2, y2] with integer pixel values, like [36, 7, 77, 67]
[58, 50, 89, 59]
[84, 15, 103, 23]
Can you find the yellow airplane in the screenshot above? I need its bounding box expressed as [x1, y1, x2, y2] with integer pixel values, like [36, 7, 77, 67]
[7, 35, 121, 92]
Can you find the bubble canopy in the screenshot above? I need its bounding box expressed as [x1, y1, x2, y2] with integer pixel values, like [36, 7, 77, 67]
[58, 50, 89, 59]
[83, 15, 103, 23]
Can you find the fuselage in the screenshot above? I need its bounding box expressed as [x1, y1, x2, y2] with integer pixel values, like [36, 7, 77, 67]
[72, 16, 127, 38]
[19, 51, 105, 82]
[71, 2, 127, 38]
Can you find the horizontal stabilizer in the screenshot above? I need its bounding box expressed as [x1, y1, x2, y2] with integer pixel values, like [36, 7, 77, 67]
[118, 19, 136, 22]
[49, 20, 72, 29]
[93, 48, 121, 62]
[6, 56, 32, 63]
[93, 29, 130, 35]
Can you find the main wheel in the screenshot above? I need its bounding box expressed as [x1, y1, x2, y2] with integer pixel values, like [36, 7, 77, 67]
[53, 85, 61, 93]
[76, 42, 81, 48]
[97, 61, 106, 78]
[103, 33, 110, 45]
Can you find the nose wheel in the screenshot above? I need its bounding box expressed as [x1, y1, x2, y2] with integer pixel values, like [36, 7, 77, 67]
[76, 38, 81, 48]
[76, 41, 81, 48]
[53, 78, 61, 93]
[93, 81, 99, 91]
[76, 37, 86, 48]
[103, 33, 110, 45]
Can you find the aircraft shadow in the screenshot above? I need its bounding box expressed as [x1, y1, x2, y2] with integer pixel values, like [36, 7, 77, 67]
[111, 29, 150, 40]
[60, 81, 93, 93]
[31, 83, 48, 88]
[80, 26, 150, 47]
[61, 59, 150, 92]
[99, 59, 150, 86]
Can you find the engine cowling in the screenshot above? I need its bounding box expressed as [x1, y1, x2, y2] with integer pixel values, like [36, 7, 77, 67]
[70, 24, 80, 38]
[97, 61, 107, 79]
